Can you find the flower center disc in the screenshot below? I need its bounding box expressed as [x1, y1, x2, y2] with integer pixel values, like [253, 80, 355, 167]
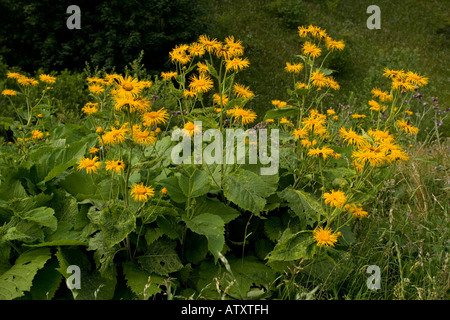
[123, 83, 134, 91]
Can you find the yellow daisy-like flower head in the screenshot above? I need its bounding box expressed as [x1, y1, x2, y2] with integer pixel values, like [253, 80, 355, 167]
[105, 159, 126, 174]
[198, 35, 221, 53]
[183, 121, 202, 137]
[39, 74, 56, 84]
[285, 62, 304, 73]
[302, 41, 322, 59]
[213, 93, 229, 106]
[313, 226, 340, 247]
[1, 89, 16, 96]
[188, 74, 214, 94]
[141, 108, 169, 127]
[130, 182, 155, 202]
[161, 71, 177, 81]
[132, 126, 157, 145]
[225, 57, 250, 72]
[231, 107, 257, 125]
[88, 84, 104, 95]
[323, 189, 347, 208]
[307, 146, 335, 160]
[344, 203, 368, 219]
[310, 69, 328, 88]
[325, 37, 345, 51]
[339, 127, 368, 148]
[82, 102, 99, 115]
[77, 156, 102, 174]
[396, 119, 419, 135]
[233, 83, 254, 99]
[31, 130, 44, 140]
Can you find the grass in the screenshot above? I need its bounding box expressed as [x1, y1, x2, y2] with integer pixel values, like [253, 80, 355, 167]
[207, 0, 449, 135]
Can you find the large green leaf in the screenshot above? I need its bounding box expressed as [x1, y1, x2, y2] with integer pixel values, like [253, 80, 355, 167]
[223, 169, 276, 213]
[18, 207, 57, 232]
[138, 239, 183, 276]
[122, 261, 164, 300]
[193, 197, 240, 224]
[98, 205, 136, 247]
[177, 167, 211, 199]
[0, 248, 52, 300]
[184, 213, 225, 261]
[278, 188, 325, 222]
[265, 229, 316, 263]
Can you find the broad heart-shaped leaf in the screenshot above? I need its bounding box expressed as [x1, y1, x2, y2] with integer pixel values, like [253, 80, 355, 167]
[177, 167, 211, 199]
[223, 169, 277, 214]
[17, 207, 57, 232]
[225, 256, 277, 299]
[184, 213, 225, 261]
[98, 205, 136, 247]
[55, 247, 117, 300]
[265, 229, 316, 263]
[122, 261, 165, 300]
[193, 197, 240, 224]
[0, 248, 51, 300]
[158, 176, 187, 203]
[263, 106, 299, 120]
[278, 188, 325, 222]
[138, 239, 183, 276]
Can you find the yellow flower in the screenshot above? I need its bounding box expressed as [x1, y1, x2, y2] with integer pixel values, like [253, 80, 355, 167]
[371, 87, 393, 102]
[396, 119, 419, 135]
[96, 126, 104, 134]
[213, 93, 229, 106]
[161, 71, 177, 81]
[115, 75, 146, 97]
[323, 190, 347, 208]
[198, 35, 221, 53]
[130, 182, 155, 202]
[184, 89, 197, 98]
[189, 74, 214, 94]
[161, 187, 168, 195]
[224, 35, 244, 57]
[77, 156, 102, 174]
[132, 126, 157, 145]
[141, 108, 169, 127]
[16, 75, 38, 86]
[233, 83, 254, 99]
[1, 89, 16, 96]
[169, 44, 191, 64]
[307, 146, 335, 160]
[351, 114, 366, 119]
[82, 102, 99, 115]
[310, 70, 328, 88]
[89, 147, 99, 154]
[102, 124, 129, 145]
[231, 107, 257, 125]
[188, 42, 206, 57]
[296, 82, 308, 89]
[280, 117, 294, 126]
[292, 127, 308, 139]
[326, 109, 335, 116]
[31, 130, 44, 140]
[285, 62, 304, 73]
[339, 127, 368, 148]
[325, 37, 345, 51]
[313, 226, 340, 247]
[405, 71, 428, 86]
[6, 72, 21, 79]
[300, 138, 317, 148]
[225, 57, 250, 72]
[39, 74, 56, 84]
[183, 121, 202, 137]
[344, 203, 368, 219]
[105, 159, 126, 173]
[352, 144, 388, 167]
[88, 84, 104, 95]
[302, 41, 321, 58]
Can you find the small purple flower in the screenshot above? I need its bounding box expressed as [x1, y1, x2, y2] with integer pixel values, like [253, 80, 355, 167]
[152, 95, 159, 100]
[347, 111, 352, 115]
[432, 97, 438, 103]
[433, 105, 440, 110]
[177, 111, 182, 115]
[401, 90, 406, 95]
[436, 121, 443, 127]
